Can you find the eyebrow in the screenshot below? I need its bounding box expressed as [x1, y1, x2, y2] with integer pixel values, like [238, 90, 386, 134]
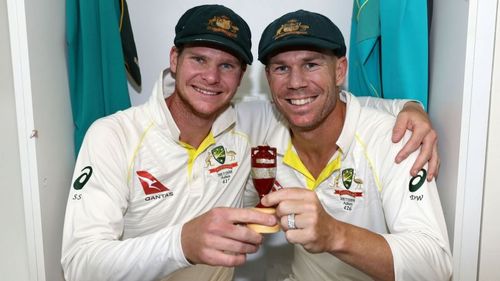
[269, 53, 327, 65]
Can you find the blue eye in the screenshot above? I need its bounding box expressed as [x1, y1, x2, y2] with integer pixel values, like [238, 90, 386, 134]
[305, 63, 318, 70]
[220, 63, 234, 70]
[273, 65, 288, 73]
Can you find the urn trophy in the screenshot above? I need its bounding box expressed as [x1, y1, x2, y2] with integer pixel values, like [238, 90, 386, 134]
[247, 145, 280, 233]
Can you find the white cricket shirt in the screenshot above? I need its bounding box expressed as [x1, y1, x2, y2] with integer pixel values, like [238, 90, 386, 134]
[61, 71, 274, 281]
[262, 91, 452, 281]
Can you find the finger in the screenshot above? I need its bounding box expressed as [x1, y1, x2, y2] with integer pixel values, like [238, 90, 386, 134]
[395, 131, 423, 163]
[223, 223, 265, 245]
[284, 228, 308, 245]
[212, 235, 261, 255]
[409, 140, 433, 176]
[201, 209, 270, 245]
[261, 188, 308, 207]
[392, 115, 409, 143]
[274, 199, 311, 219]
[434, 158, 441, 179]
[426, 158, 437, 181]
[279, 213, 300, 231]
[224, 208, 277, 227]
[426, 145, 440, 181]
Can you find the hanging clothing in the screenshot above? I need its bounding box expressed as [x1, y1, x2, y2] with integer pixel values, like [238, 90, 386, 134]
[428, 0, 433, 32]
[119, 0, 142, 90]
[349, 0, 429, 110]
[66, 0, 132, 154]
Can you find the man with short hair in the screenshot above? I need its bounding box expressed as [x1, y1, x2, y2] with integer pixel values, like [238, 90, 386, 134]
[61, 5, 442, 281]
[62, 5, 277, 281]
[258, 10, 452, 281]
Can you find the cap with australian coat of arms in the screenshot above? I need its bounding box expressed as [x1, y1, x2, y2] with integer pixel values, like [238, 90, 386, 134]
[174, 4, 253, 65]
[258, 9, 347, 64]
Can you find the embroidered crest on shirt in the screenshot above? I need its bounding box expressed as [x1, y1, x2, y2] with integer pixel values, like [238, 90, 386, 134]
[206, 146, 239, 184]
[342, 168, 354, 189]
[331, 168, 364, 212]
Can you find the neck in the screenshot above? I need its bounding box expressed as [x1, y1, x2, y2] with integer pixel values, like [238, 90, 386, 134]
[291, 101, 346, 178]
[166, 94, 214, 148]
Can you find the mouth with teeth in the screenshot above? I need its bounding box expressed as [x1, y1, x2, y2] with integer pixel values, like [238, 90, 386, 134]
[287, 97, 317, 106]
[193, 85, 221, 96]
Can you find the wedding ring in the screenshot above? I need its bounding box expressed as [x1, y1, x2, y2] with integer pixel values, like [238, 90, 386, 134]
[287, 213, 297, 229]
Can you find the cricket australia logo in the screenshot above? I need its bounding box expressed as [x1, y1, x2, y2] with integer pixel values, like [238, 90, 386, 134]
[331, 168, 364, 190]
[332, 168, 365, 212]
[206, 146, 237, 167]
[342, 168, 354, 189]
[206, 145, 238, 184]
[212, 146, 226, 164]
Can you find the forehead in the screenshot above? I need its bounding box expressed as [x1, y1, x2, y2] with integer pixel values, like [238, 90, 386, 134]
[181, 45, 242, 63]
[268, 48, 336, 64]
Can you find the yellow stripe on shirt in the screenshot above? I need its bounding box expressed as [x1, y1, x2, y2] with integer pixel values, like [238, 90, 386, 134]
[179, 132, 216, 178]
[355, 133, 382, 192]
[283, 141, 342, 190]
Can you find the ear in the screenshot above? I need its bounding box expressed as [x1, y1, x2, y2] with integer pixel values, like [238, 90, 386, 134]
[170, 47, 179, 74]
[264, 66, 271, 82]
[236, 64, 247, 86]
[264, 66, 276, 101]
[335, 56, 348, 86]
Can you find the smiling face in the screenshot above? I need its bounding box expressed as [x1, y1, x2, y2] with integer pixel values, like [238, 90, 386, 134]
[169, 45, 246, 121]
[265, 49, 347, 131]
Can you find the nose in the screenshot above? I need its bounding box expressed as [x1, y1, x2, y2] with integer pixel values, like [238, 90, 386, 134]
[201, 64, 221, 84]
[287, 68, 307, 90]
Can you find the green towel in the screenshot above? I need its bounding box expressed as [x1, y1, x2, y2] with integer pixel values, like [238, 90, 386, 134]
[349, 0, 429, 110]
[66, 0, 132, 154]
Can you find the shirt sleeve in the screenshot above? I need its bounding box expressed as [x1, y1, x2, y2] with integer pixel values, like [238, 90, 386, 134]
[357, 96, 423, 116]
[61, 119, 190, 281]
[374, 129, 452, 280]
[235, 100, 282, 146]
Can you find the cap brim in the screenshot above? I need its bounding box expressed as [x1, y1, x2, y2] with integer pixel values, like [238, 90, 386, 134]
[258, 37, 345, 64]
[176, 34, 252, 65]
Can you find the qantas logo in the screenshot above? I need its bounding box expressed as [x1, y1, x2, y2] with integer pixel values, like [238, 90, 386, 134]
[136, 171, 169, 195]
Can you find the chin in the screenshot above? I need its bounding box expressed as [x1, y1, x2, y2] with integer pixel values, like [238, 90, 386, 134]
[196, 105, 229, 118]
[287, 117, 321, 131]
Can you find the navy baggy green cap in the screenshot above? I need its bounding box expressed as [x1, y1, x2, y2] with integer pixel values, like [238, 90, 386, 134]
[174, 4, 253, 65]
[258, 10, 346, 64]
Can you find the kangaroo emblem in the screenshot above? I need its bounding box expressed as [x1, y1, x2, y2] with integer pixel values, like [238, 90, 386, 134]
[227, 150, 236, 161]
[205, 153, 213, 168]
